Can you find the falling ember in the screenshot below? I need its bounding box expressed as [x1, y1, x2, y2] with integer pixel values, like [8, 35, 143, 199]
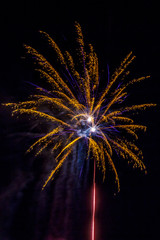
[91, 159, 96, 240]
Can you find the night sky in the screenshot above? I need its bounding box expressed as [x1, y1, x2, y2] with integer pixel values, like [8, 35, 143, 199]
[0, 1, 160, 240]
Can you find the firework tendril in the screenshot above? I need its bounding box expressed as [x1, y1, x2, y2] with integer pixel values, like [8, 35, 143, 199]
[4, 22, 156, 193]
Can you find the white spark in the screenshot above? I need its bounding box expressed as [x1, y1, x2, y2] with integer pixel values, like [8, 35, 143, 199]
[87, 116, 92, 122]
[91, 126, 96, 132]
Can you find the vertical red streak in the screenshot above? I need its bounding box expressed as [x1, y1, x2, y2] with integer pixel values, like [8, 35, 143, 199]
[91, 159, 96, 240]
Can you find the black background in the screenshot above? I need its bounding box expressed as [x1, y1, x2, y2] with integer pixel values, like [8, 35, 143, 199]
[0, 1, 159, 240]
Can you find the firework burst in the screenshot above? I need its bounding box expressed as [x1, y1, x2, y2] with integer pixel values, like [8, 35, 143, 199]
[4, 22, 156, 193]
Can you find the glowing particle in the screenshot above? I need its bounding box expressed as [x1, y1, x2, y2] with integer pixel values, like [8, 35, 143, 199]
[87, 116, 92, 122]
[91, 126, 96, 132]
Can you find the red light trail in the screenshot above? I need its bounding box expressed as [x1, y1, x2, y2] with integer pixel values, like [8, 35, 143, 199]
[91, 159, 96, 240]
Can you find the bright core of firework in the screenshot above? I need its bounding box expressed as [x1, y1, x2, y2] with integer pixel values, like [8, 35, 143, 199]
[4, 22, 156, 192]
[77, 114, 96, 137]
